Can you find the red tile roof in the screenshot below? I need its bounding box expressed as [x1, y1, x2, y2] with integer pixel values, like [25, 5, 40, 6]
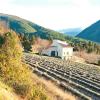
[58, 43, 72, 48]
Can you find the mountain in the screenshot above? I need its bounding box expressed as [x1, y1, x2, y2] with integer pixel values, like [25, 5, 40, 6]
[0, 13, 66, 40]
[59, 28, 82, 36]
[0, 13, 100, 54]
[0, 13, 70, 51]
[77, 20, 100, 43]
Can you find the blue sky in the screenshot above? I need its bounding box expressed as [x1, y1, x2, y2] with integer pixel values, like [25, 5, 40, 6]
[0, 0, 100, 30]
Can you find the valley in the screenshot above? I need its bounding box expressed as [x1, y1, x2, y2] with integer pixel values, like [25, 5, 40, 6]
[0, 13, 100, 100]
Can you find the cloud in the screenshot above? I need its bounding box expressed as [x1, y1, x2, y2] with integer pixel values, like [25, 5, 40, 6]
[10, 0, 100, 7]
[0, 0, 100, 30]
[0, 0, 13, 4]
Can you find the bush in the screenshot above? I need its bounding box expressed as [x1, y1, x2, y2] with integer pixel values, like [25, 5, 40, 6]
[29, 85, 48, 100]
[12, 82, 30, 97]
[0, 31, 49, 99]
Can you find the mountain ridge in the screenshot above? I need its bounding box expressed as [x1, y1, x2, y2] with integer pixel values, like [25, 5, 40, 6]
[0, 13, 66, 40]
[77, 20, 100, 43]
[0, 13, 100, 54]
[59, 28, 82, 36]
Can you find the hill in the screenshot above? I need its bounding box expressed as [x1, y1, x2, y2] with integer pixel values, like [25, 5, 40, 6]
[59, 28, 82, 36]
[0, 13, 100, 54]
[0, 13, 66, 40]
[77, 20, 100, 43]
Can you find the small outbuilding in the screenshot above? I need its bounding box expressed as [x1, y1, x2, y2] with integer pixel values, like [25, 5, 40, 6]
[42, 40, 73, 60]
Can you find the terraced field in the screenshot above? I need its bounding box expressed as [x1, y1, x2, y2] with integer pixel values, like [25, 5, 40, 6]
[23, 53, 100, 100]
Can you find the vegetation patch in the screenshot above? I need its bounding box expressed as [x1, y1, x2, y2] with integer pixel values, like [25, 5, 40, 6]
[0, 31, 49, 100]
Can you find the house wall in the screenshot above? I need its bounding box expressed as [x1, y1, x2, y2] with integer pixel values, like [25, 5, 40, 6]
[62, 47, 73, 60]
[41, 40, 73, 60]
[57, 45, 63, 58]
[42, 46, 57, 56]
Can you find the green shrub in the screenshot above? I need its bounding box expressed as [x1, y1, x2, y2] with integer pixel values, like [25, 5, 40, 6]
[0, 31, 49, 99]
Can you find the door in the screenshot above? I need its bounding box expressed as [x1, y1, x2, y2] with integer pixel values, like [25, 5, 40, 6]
[51, 51, 56, 56]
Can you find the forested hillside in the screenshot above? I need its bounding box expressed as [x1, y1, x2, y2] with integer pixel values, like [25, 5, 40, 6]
[0, 13, 100, 54]
[77, 20, 100, 43]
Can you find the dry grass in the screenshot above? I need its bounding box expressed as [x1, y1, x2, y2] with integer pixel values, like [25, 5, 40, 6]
[32, 37, 52, 53]
[74, 51, 100, 65]
[32, 73, 77, 100]
[0, 81, 23, 100]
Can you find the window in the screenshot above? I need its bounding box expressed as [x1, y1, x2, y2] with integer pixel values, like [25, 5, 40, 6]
[67, 52, 69, 55]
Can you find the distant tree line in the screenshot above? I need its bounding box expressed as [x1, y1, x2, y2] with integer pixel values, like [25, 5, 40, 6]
[69, 38, 100, 54]
[16, 31, 100, 55]
[44, 31, 100, 54]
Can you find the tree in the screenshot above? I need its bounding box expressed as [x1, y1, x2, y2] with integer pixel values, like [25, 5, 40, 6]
[30, 35, 36, 45]
[0, 31, 49, 99]
[21, 35, 32, 52]
[0, 31, 32, 96]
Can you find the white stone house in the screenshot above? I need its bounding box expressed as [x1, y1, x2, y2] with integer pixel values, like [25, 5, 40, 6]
[42, 40, 73, 60]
